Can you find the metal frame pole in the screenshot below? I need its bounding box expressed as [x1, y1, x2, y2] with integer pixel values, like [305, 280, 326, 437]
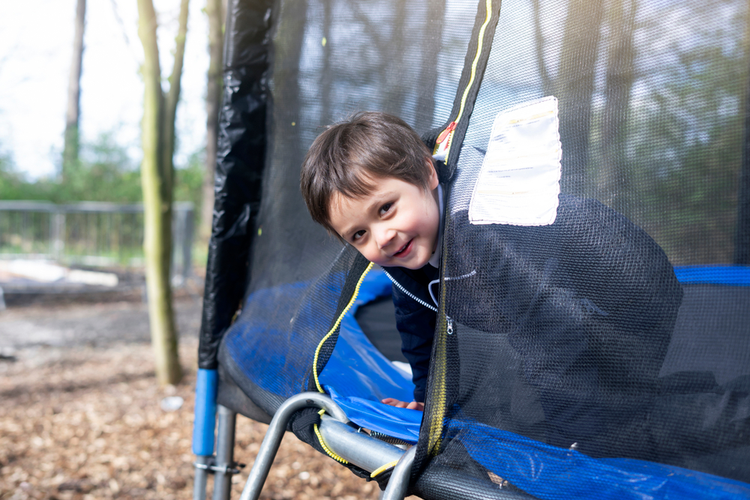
[213, 405, 238, 500]
[193, 455, 211, 500]
[380, 445, 416, 500]
[238, 393, 349, 500]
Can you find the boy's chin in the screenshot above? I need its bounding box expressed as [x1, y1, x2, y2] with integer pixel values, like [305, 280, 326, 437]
[395, 255, 431, 270]
[368, 258, 423, 270]
[364, 247, 432, 269]
[399, 261, 426, 270]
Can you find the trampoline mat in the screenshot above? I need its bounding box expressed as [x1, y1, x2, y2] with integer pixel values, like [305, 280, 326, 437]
[355, 294, 406, 363]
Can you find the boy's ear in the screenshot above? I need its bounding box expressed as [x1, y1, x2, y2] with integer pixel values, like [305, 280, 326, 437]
[426, 158, 439, 190]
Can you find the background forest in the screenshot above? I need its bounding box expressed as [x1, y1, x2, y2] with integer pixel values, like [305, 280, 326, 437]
[0, 137, 203, 209]
[269, 0, 749, 267]
[0, 0, 227, 386]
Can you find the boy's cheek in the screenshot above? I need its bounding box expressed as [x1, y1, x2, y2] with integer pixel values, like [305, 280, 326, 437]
[357, 246, 382, 265]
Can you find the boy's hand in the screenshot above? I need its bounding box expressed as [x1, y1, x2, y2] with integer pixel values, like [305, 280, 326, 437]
[381, 398, 424, 411]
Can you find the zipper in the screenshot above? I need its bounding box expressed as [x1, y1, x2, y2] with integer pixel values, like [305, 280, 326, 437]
[427, 270, 476, 306]
[384, 269, 477, 336]
[383, 270, 438, 312]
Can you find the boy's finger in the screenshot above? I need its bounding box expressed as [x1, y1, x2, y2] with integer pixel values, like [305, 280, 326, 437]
[382, 398, 411, 408]
[381, 398, 401, 406]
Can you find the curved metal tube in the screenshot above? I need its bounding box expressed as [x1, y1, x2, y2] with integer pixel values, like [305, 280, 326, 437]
[238, 392, 348, 500]
[381, 444, 416, 500]
[318, 415, 404, 471]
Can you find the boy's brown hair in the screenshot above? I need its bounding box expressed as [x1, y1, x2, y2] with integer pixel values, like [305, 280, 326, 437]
[300, 111, 433, 235]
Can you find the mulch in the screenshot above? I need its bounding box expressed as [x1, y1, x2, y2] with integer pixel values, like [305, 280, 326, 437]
[0, 336, 387, 499]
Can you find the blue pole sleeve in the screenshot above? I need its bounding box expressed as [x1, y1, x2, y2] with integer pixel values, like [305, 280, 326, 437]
[192, 368, 218, 456]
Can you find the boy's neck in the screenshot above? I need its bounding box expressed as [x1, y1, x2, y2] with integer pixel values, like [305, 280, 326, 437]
[427, 184, 444, 269]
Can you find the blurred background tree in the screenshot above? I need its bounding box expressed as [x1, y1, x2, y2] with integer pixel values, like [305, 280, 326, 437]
[137, 0, 190, 386]
[62, 0, 86, 182]
[198, 0, 225, 245]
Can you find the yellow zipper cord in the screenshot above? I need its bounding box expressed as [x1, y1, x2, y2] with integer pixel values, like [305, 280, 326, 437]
[424, 0, 494, 455]
[313, 261, 375, 393]
[313, 409, 349, 464]
[427, 222, 452, 456]
[439, 0, 494, 161]
[370, 459, 400, 478]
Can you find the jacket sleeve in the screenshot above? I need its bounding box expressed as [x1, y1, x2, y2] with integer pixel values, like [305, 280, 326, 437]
[391, 283, 436, 402]
[448, 197, 683, 453]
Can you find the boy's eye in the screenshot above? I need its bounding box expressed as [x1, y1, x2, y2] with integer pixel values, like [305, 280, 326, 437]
[352, 230, 366, 242]
[379, 203, 393, 216]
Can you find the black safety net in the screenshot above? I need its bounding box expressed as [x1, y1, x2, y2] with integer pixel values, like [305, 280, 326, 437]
[414, 0, 750, 497]
[199, 0, 750, 498]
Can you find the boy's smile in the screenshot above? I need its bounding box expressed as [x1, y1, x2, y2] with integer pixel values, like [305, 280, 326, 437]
[328, 164, 440, 270]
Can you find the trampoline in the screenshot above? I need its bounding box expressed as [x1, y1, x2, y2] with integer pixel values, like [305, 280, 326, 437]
[192, 0, 750, 498]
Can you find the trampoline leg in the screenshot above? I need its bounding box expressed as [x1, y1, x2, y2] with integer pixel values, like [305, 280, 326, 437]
[239, 392, 348, 500]
[193, 455, 211, 500]
[381, 445, 416, 500]
[213, 405, 238, 500]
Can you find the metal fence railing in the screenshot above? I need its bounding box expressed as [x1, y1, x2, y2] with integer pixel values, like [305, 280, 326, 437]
[0, 201, 194, 282]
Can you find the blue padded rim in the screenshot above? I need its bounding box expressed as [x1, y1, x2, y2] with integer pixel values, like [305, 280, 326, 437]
[192, 368, 218, 456]
[674, 266, 750, 286]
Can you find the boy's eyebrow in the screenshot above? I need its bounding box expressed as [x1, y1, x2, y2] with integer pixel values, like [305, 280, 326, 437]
[365, 190, 399, 215]
[365, 192, 393, 211]
[336, 191, 396, 237]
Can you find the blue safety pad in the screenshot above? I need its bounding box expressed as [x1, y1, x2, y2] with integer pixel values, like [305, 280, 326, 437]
[319, 269, 422, 443]
[445, 411, 750, 500]
[225, 280, 312, 399]
[224, 268, 421, 441]
[325, 387, 422, 443]
[226, 266, 749, 495]
[674, 265, 750, 286]
[319, 268, 750, 496]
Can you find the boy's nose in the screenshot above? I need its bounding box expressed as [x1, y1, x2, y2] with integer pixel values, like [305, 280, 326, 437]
[374, 226, 395, 250]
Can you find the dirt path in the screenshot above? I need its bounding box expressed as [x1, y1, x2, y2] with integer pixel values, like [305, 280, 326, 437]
[0, 299, 384, 499]
[0, 297, 203, 352]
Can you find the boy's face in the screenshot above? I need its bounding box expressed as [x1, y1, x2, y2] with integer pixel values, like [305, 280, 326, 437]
[328, 162, 440, 270]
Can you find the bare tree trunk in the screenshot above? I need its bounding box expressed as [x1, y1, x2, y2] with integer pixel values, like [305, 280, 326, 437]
[273, 0, 306, 170]
[736, 7, 750, 264]
[163, 0, 190, 195]
[63, 0, 86, 181]
[414, 0, 444, 134]
[556, 0, 604, 196]
[599, 0, 636, 210]
[199, 0, 225, 244]
[388, 0, 407, 115]
[531, 0, 553, 97]
[137, 0, 190, 386]
[319, 0, 334, 127]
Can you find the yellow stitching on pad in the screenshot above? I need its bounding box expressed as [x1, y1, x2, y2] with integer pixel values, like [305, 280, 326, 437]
[371, 460, 400, 478]
[313, 261, 375, 393]
[314, 421, 349, 464]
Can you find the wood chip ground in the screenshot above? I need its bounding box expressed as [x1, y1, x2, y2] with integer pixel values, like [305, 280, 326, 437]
[0, 299, 417, 499]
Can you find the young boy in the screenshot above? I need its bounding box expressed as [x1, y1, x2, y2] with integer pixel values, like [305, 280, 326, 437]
[300, 111, 683, 451]
[301, 111, 443, 410]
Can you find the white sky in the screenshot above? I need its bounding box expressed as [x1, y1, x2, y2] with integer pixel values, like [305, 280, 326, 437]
[0, 0, 209, 180]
